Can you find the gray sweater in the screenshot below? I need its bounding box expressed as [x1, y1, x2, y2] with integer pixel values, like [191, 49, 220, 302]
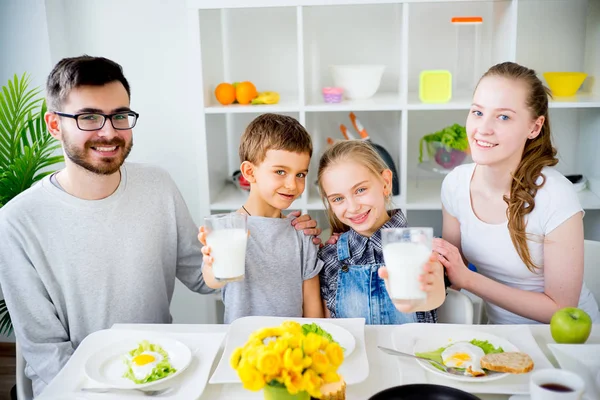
[0, 163, 211, 396]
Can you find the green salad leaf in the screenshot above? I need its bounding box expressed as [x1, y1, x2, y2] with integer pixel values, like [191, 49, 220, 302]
[415, 346, 446, 367]
[122, 340, 177, 384]
[301, 323, 336, 343]
[469, 339, 504, 355]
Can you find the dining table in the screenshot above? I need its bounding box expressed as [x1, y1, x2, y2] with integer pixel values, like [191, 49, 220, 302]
[37, 322, 600, 400]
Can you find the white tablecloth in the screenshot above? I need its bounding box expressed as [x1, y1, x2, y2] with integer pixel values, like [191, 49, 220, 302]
[38, 323, 600, 400]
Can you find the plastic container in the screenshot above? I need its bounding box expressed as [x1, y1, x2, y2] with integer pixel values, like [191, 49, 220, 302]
[452, 16, 483, 93]
[419, 70, 452, 103]
[543, 72, 588, 96]
[426, 141, 467, 170]
[330, 65, 385, 100]
[322, 87, 343, 103]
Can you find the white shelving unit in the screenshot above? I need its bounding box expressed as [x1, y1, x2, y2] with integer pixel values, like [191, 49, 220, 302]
[186, 0, 600, 222]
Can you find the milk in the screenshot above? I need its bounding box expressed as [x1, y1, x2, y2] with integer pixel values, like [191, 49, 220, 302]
[206, 228, 247, 281]
[383, 242, 431, 303]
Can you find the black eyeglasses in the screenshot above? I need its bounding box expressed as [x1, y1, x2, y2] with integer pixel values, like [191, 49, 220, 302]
[54, 111, 139, 131]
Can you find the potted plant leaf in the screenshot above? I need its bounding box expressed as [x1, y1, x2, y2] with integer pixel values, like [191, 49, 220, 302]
[0, 74, 64, 337]
[418, 123, 470, 170]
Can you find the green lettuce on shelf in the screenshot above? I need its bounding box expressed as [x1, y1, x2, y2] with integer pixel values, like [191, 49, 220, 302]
[418, 123, 469, 163]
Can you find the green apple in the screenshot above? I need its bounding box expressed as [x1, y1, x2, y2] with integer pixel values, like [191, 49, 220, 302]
[550, 307, 592, 344]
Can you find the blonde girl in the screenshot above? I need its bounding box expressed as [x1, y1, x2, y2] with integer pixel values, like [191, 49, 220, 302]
[317, 140, 446, 324]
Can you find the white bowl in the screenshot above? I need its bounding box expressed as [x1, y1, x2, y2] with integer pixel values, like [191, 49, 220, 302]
[330, 64, 385, 100]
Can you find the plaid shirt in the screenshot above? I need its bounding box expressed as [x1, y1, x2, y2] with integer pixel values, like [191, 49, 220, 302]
[319, 209, 437, 323]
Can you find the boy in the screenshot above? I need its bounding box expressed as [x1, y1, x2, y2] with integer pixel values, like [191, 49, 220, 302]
[199, 114, 324, 323]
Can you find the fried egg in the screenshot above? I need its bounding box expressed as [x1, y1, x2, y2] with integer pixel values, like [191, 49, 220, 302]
[130, 351, 163, 380]
[441, 342, 485, 376]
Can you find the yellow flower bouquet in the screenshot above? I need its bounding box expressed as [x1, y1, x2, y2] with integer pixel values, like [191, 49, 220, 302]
[230, 321, 345, 399]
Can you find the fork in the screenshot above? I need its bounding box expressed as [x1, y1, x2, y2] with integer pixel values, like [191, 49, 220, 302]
[377, 345, 466, 376]
[80, 387, 172, 396]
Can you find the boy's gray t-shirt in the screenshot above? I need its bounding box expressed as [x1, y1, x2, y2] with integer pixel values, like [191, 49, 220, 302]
[222, 215, 323, 323]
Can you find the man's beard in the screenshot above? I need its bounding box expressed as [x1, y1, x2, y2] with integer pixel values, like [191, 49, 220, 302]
[63, 136, 133, 175]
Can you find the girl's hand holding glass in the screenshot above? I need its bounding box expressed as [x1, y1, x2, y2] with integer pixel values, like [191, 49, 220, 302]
[379, 252, 443, 313]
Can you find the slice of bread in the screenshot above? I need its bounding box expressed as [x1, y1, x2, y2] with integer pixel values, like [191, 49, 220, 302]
[480, 352, 534, 374]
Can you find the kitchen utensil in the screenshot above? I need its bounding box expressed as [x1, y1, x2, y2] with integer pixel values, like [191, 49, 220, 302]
[425, 141, 467, 169]
[339, 124, 356, 140]
[80, 387, 172, 396]
[530, 369, 585, 400]
[419, 70, 452, 103]
[412, 329, 519, 383]
[452, 16, 482, 92]
[369, 384, 481, 400]
[84, 337, 192, 390]
[330, 65, 385, 100]
[210, 317, 367, 385]
[379, 346, 463, 374]
[543, 72, 587, 96]
[348, 112, 399, 195]
[565, 174, 587, 192]
[232, 170, 251, 192]
[322, 87, 343, 103]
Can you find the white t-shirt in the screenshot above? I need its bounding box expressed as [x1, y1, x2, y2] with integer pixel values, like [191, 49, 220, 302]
[441, 163, 600, 324]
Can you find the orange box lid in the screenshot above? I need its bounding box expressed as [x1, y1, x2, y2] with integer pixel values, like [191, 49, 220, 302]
[451, 16, 483, 24]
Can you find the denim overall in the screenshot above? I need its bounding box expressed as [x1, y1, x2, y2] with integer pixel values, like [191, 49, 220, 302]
[334, 232, 418, 325]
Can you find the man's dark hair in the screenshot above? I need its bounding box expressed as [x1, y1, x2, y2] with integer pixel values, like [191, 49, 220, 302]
[46, 55, 130, 111]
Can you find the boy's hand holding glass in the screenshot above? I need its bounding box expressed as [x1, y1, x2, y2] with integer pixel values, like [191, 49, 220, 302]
[198, 226, 224, 289]
[198, 213, 248, 289]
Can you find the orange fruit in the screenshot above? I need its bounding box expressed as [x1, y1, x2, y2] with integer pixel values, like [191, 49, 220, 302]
[215, 83, 236, 105]
[234, 81, 258, 105]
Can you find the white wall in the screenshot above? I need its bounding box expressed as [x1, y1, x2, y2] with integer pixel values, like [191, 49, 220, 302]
[0, 0, 53, 88]
[0, 0, 217, 335]
[45, 0, 217, 324]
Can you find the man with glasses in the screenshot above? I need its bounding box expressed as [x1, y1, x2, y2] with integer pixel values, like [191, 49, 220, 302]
[0, 56, 321, 396]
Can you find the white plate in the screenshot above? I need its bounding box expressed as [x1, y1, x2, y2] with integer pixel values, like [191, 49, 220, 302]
[393, 324, 552, 394]
[412, 330, 520, 382]
[308, 321, 356, 356]
[210, 316, 368, 385]
[84, 336, 192, 389]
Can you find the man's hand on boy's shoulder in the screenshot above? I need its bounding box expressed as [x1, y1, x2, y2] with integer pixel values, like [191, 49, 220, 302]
[325, 233, 340, 247]
[289, 210, 322, 245]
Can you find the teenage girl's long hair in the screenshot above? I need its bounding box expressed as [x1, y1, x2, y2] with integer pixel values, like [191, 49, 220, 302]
[481, 62, 558, 272]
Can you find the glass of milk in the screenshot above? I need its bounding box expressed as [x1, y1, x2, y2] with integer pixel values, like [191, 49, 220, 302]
[204, 212, 248, 282]
[381, 227, 433, 307]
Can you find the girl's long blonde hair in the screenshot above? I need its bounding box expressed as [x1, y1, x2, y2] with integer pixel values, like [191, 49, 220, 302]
[317, 140, 392, 234]
[479, 62, 558, 272]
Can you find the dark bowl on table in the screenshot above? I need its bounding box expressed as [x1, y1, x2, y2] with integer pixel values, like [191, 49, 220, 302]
[369, 384, 480, 400]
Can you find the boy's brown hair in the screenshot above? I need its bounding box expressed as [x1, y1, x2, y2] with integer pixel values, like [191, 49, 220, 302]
[239, 113, 313, 164]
